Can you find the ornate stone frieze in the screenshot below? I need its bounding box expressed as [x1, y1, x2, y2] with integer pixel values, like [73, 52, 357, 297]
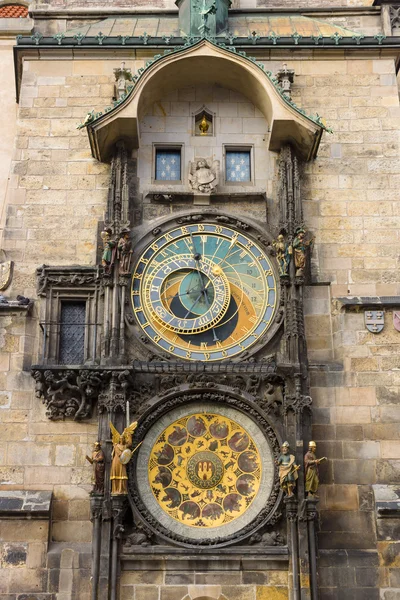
[32, 368, 108, 421]
[36, 265, 100, 297]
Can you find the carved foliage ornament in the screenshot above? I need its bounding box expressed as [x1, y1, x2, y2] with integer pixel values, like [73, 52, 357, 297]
[32, 368, 137, 421]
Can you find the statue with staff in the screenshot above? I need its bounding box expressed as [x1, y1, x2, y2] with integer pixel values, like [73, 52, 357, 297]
[276, 441, 300, 497]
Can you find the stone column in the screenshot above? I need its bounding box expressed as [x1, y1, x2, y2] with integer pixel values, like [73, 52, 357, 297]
[110, 495, 128, 600]
[285, 497, 300, 600]
[306, 498, 319, 600]
[90, 494, 103, 600]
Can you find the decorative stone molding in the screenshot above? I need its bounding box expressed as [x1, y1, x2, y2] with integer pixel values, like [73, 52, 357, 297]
[0, 490, 52, 520]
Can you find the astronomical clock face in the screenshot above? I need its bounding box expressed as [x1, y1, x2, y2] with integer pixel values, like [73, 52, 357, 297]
[131, 222, 278, 361]
[135, 403, 276, 543]
[149, 413, 261, 528]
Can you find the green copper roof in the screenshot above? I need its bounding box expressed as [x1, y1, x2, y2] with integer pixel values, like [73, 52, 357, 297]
[63, 14, 363, 39]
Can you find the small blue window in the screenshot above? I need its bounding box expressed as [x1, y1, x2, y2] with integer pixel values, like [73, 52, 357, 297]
[155, 149, 181, 181]
[226, 150, 251, 182]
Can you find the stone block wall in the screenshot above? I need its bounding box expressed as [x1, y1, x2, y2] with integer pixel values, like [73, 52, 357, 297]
[279, 54, 400, 600]
[0, 44, 399, 600]
[120, 560, 289, 600]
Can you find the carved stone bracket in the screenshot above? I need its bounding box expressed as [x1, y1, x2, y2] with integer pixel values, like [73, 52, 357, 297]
[90, 494, 104, 522]
[31, 366, 137, 420]
[284, 496, 299, 522]
[111, 495, 128, 540]
[32, 367, 108, 421]
[283, 394, 312, 416]
[299, 497, 319, 522]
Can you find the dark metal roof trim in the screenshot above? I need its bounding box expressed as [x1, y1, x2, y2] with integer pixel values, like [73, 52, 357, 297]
[16, 33, 396, 48]
[337, 295, 400, 307]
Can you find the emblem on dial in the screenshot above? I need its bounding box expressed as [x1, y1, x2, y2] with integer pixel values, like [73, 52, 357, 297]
[131, 222, 278, 361]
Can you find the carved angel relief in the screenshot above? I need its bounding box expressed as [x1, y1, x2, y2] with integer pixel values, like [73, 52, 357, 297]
[189, 158, 219, 194]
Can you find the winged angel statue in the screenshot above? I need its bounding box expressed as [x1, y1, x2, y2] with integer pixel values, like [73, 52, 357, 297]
[110, 421, 141, 495]
[188, 158, 219, 194]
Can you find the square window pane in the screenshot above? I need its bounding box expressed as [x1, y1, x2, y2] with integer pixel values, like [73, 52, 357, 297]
[226, 151, 251, 182]
[155, 149, 181, 181]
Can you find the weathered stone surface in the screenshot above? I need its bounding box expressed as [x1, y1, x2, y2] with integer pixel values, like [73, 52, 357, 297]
[0, 491, 52, 518]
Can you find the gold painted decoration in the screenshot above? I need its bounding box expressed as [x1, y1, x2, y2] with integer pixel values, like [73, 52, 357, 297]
[148, 413, 262, 528]
[131, 223, 278, 362]
[0, 260, 13, 291]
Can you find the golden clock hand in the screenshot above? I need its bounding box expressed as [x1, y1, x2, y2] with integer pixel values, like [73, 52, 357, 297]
[200, 283, 220, 343]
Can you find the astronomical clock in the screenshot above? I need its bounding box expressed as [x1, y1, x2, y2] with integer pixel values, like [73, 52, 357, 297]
[131, 222, 278, 362]
[124, 212, 295, 548]
[34, 141, 315, 595]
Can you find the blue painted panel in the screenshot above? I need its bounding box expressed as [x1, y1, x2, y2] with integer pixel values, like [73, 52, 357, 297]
[226, 151, 251, 182]
[155, 149, 181, 181]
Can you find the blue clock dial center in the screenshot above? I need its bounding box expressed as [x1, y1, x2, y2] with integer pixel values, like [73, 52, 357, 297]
[178, 271, 215, 316]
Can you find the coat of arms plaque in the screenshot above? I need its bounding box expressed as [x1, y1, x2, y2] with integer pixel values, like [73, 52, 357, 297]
[365, 310, 384, 333]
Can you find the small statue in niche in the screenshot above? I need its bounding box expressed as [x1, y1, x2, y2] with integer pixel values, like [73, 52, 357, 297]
[117, 230, 132, 275]
[189, 158, 219, 194]
[199, 114, 210, 135]
[304, 441, 327, 498]
[86, 442, 105, 494]
[273, 234, 292, 277]
[100, 229, 116, 275]
[276, 441, 300, 497]
[110, 421, 141, 495]
[292, 228, 314, 277]
[113, 61, 132, 101]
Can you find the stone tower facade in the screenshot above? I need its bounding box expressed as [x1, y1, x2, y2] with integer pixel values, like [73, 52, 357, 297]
[0, 2, 399, 600]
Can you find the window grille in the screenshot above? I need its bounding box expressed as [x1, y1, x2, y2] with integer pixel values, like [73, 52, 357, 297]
[59, 301, 86, 365]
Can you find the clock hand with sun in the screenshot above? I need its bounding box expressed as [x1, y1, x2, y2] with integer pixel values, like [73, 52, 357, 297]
[190, 231, 220, 342]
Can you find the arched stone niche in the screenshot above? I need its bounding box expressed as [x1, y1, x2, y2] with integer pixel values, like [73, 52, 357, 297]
[87, 39, 324, 163]
[137, 83, 272, 194]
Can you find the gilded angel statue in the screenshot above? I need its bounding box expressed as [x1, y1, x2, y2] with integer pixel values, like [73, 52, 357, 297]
[109, 421, 141, 495]
[188, 158, 219, 194]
